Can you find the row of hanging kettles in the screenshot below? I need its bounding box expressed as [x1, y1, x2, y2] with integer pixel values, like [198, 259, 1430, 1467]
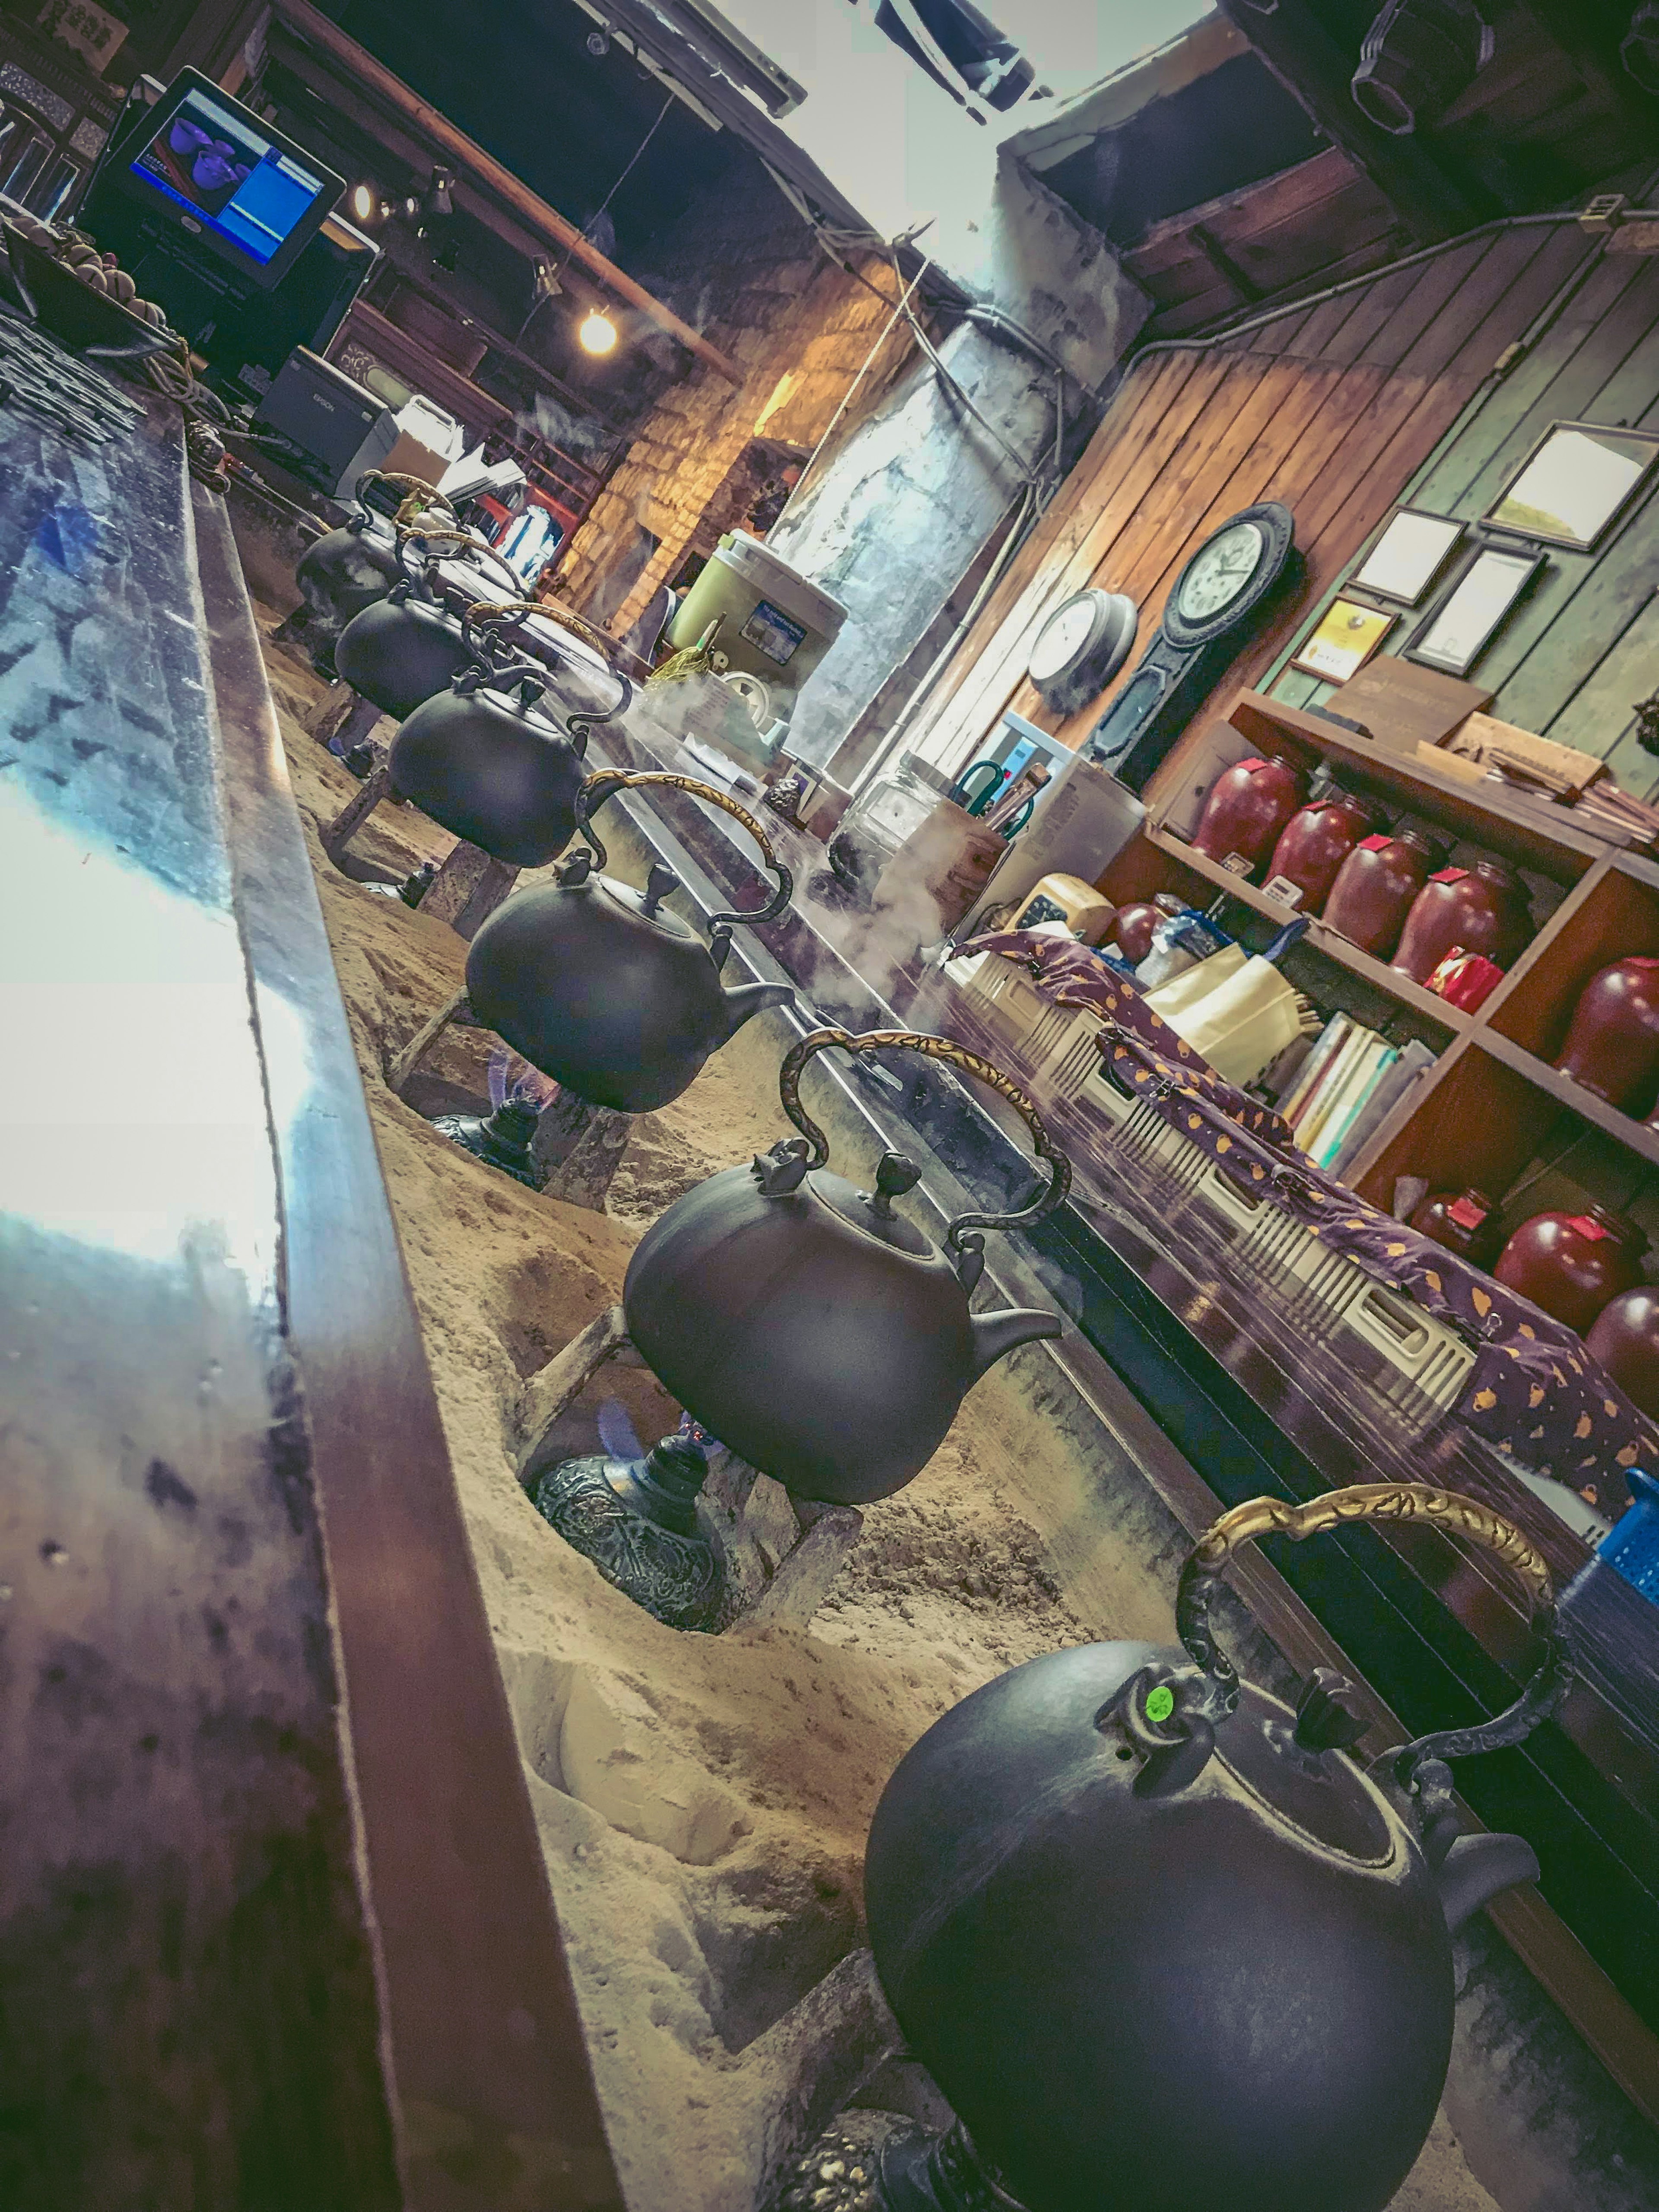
[298, 476, 1572, 2212]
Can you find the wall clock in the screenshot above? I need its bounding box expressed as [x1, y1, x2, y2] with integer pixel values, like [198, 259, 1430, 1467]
[1086, 502, 1298, 791]
[1026, 588, 1138, 716]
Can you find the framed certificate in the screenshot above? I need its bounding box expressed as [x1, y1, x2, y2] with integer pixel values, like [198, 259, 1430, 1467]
[1408, 546, 1546, 676]
[1291, 597, 1397, 683]
[1483, 421, 1659, 551]
[1351, 509, 1465, 604]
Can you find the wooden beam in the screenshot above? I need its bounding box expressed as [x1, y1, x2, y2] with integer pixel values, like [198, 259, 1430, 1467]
[266, 32, 599, 292]
[1214, 0, 1496, 244]
[272, 0, 745, 385]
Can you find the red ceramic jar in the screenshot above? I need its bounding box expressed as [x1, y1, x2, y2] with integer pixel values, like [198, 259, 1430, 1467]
[1494, 1204, 1647, 1335]
[1556, 957, 1659, 1112]
[1109, 893, 1185, 966]
[1322, 827, 1444, 960]
[1265, 781, 1383, 916]
[1392, 858, 1532, 986]
[1409, 1188, 1503, 1268]
[1586, 1287, 1659, 1418]
[1192, 752, 1309, 874]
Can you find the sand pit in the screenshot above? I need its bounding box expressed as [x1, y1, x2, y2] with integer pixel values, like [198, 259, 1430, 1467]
[259, 621, 1499, 2212]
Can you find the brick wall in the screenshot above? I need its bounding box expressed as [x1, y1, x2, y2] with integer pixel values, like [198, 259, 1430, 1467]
[548, 175, 920, 638]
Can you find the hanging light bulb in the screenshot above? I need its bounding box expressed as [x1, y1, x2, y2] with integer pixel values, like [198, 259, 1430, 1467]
[578, 308, 618, 356]
[351, 182, 375, 222]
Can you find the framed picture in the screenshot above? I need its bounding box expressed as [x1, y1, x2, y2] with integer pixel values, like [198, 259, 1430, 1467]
[1351, 508, 1465, 604]
[1291, 597, 1397, 684]
[1408, 546, 1546, 676]
[1482, 421, 1659, 551]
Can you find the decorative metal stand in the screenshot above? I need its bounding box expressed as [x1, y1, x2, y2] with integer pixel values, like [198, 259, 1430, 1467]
[771, 2123, 1024, 2212]
[430, 1096, 548, 1191]
[513, 1305, 864, 1630]
[388, 991, 634, 1210]
[530, 1433, 722, 1630]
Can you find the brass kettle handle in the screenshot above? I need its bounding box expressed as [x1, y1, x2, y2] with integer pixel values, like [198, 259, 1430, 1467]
[776, 1028, 1071, 1264]
[1175, 1483, 1569, 1783]
[575, 770, 793, 950]
[356, 469, 458, 527]
[462, 598, 633, 725]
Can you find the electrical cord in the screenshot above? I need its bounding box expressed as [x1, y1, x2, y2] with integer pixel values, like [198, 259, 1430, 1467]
[534, 92, 675, 311]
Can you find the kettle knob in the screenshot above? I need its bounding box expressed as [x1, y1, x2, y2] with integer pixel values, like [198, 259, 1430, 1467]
[556, 848, 594, 887]
[642, 863, 680, 918]
[1292, 1668, 1369, 1754]
[870, 1150, 922, 1219]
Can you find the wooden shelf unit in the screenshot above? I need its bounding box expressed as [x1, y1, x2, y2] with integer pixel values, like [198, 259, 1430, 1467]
[1104, 689, 1659, 1202]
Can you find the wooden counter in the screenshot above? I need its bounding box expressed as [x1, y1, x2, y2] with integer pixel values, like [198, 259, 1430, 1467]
[0, 335, 619, 2209]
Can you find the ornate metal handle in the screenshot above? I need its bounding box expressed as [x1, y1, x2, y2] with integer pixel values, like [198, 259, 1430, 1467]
[1175, 1483, 1569, 1780]
[392, 530, 522, 601]
[776, 1028, 1071, 1259]
[357, 470, 457, 527]
[575, 770, 792, 950]
[463, 599, 633, 724]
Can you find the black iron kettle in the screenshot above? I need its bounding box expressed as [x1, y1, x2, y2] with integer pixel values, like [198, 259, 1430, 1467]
[294, 470, 449, 638]
[332, 539, 495, 722]
[864, 1483, 1570, 2212]
[388, 638, 630, 870]
[464, 769, 795, 1112]
[623, 1029, 1069, 1505]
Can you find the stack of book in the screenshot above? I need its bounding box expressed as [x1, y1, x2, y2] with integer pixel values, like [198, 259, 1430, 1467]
[1273, 1017, 1437, 1181]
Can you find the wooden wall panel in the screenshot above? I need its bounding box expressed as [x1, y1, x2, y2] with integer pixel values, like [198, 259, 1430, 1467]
[908, 217, 1602, 785]
[1266, 245, 1659, 784]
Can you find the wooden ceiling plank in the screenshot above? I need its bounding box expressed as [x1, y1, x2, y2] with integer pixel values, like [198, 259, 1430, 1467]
[266, 31, 602, 303]
[272, 0, 744, 384]
[1214, 0, 1494, 242]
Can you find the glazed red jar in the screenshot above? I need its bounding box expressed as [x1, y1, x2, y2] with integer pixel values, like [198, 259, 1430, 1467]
[1322, 827, 1444, 959]
[1586, 1287, 1659, 1418]
[1392, 858, 1532, 986]
[1264, 779, 1384, 916]
[1556, 957, 1659, 1112]
[1494, 1204, 1647, 1335]
[1192, 752, 1309, 874]
[1109, 893, 1185, 966]
[1409, 1188, 1503, 1268]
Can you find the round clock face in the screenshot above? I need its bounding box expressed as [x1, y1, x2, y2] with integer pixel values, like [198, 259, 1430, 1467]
[1177, 521, 1265, 623]
[1029, 594, 1100, 684]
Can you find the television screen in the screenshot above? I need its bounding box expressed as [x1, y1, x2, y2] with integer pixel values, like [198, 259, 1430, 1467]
[129, 83, 331, 277]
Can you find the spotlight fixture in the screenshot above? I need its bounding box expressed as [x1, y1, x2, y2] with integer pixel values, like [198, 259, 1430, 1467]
[423, 168, 455, 219]
[587, 25, 611, 56]
[351, 181, 375, 222]
[578, 308, 618, 355]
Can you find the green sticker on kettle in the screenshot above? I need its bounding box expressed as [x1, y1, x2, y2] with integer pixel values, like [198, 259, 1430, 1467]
[1144, 1685, 1175, 1725]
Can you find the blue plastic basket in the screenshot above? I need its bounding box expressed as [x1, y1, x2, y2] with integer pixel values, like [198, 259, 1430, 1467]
[1595, 1470, 1659, 1604]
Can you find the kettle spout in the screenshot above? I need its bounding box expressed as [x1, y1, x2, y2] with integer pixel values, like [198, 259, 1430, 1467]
[721, 980, 795, 1041]
[1432, 1831, 1540, 1932]
[969, 1305, 1062, 1382]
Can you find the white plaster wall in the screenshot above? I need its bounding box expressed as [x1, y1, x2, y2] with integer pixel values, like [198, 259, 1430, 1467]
[709, 0, 1210, 277]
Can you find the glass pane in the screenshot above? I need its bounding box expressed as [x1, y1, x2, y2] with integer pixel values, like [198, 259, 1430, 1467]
[1, 135, 49, 203]
[32, 158, 81, 222]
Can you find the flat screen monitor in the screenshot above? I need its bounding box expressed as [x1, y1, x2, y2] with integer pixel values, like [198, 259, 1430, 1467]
[114, 69, 342, 292]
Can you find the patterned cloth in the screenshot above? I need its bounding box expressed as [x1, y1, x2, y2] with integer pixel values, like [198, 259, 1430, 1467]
[969, 931, 1643, 1521]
